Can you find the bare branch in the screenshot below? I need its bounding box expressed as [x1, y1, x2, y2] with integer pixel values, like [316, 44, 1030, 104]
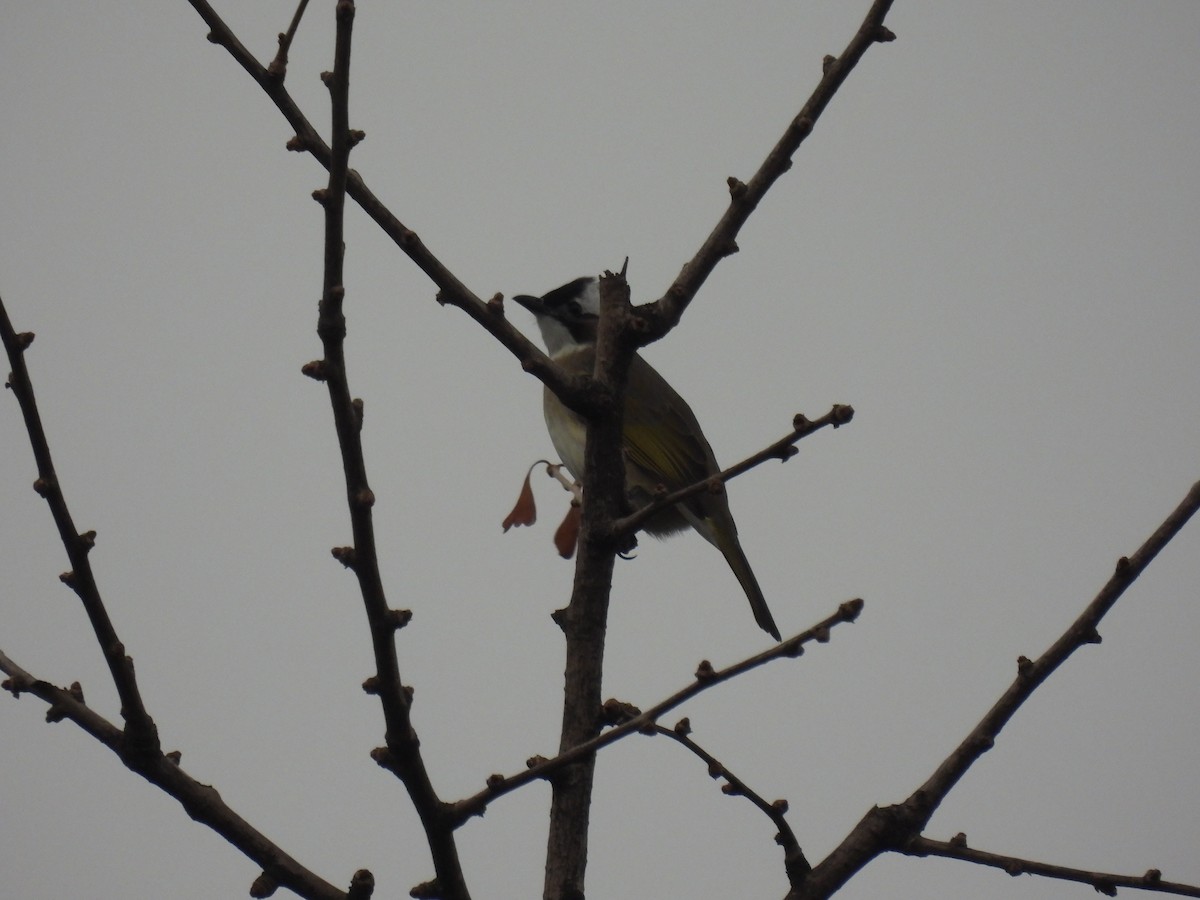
[308, 5, 469, 897]
[0, 649, 349, 900]
[793, 480, 1200, 899]
[267, 0, 311, 79]
[907, 835, 1200, 899]
[185, 0, 580, 406]
[449, 599, 864, 825]
[654, 720, 810, 887]
[613, 404, 854, 538]
[640, 0, 897, 344]
[1, 293, 159, 758]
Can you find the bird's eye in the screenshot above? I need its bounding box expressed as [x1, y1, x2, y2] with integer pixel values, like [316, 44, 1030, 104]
[567, 301, 582, 317]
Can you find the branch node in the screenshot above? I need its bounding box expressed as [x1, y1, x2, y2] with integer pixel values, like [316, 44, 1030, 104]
[601, 698, 642, 725]
[838, 597, 864, 621]
[1143, 870, 1162, 885]
[361, 676, 380, 695]
[822, 54, 837, 74]
[331, 546, 357, 569]
[16, 331, 35, 350]
[249, 871, 279, 898]
[813, 626, 831, 643]
[1082, 627, 1102, 645]
[526, 754, 549, 769]
[369, 746, 392, 767]
[1016, 655, 1034, 676]
[388, 608, 413, 630]
[486, 773, 504, 789]
[772, 798, 789, 814]
[410, 879, 441, 900]
[874, 25, 897, 43]
[165, 750, 182, 765]
[32, 477, 51, 497]
[353, 487, 375, 508]
[694, 659, 717, 682]
[67, 681, 85, 703]
[311, 188, 330, 206]
[726, 176, 747, 198]
[351, 398, 364, 430]
[486, 293, 505, 315]
[285, 135, 307, 152]
[348, 129, 366, 147]
[950, 831, 968, 847]
[1114, 555, 1131, 574]
[673, 717, 691, 736]
[301, 359, 328, 381]
[319, 70, 333, 86]
[58, 570, 77, 587]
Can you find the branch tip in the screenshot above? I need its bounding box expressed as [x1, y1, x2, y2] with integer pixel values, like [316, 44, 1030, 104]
[838, 597, 864, 621]
[347, 869, 375, 900]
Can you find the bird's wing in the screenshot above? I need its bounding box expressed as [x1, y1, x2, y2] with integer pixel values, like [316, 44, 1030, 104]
[621, 354, 717, 493]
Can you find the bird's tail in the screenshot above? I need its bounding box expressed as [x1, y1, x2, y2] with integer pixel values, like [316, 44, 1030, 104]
[715, 528, 781, 641]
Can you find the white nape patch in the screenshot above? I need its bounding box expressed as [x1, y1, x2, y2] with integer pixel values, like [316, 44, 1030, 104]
[574, 278, 600, 315]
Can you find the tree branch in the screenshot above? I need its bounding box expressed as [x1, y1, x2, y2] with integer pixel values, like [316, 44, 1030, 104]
[906, 835, 1200, 899]
[185, 0, 581, 406]
[306, 4, 468, 897]
[793, 479, 1200, 899]
[613, 404, 853, 539]
[653, 719, 811, 887]
[1, 294, 159, 759]
[0, 649, 352, 900]
[639, 0, 897, 344]
[448, 599, 863, 826]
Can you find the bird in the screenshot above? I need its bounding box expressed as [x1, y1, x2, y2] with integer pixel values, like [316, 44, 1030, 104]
[513, 276, 781, 641]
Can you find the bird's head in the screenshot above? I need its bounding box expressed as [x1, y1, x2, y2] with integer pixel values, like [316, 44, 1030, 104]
[513, 277, 599, 356]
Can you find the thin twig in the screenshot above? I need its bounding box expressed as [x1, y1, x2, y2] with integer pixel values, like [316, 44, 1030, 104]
[0, 294, 159, 758]
[449, 599, 863, 825]
[641, 0, 897, 344]
[907, 835, 1200, 898]
[267, 0, 310, 78]
[0, 649, 349, 900]
[794, 480, 1200, 899]
[186, 0, 580, 407]
[654, 720, 810, 887]
[309, 4, 469, 898]
[614, 405, 853, 538]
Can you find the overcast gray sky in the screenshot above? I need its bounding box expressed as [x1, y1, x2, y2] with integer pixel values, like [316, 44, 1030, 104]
[2, 3, 1199, 899]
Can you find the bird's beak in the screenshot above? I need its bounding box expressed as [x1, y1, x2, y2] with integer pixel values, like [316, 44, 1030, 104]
[512, 294, 545, 317]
